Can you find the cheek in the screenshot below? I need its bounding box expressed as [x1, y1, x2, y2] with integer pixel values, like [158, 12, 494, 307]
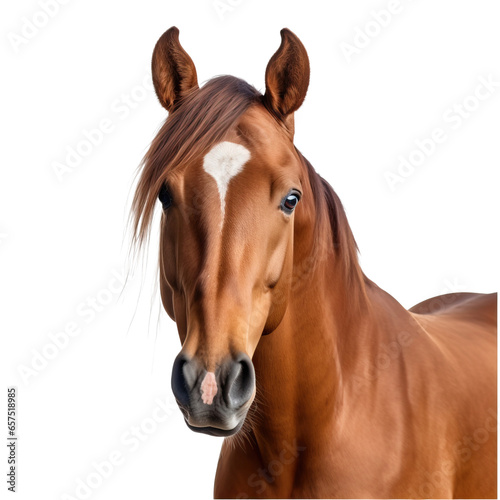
[159, 233, 177, 321]
[159, 220, 188, 332]
[160, 221, 179, 286]
[265, 220, 293, 285]
[172, 292, 187, 344]
[159, 278, 175, 321]
[261, 224, 295, 334]
[263, 254, 293, 334]
[246, 292, 273, 355]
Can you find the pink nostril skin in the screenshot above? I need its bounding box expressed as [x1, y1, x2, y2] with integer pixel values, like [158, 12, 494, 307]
[200, 372, 218, 405]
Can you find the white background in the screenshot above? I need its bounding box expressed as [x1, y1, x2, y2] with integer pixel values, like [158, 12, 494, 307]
[1, 1, 498, 499]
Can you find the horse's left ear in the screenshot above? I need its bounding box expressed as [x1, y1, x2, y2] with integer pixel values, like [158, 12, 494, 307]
[263, 28, 310, 131]
[151, 26, 198, 112]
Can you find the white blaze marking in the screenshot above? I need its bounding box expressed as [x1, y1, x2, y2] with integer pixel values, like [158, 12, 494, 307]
[200, 372, 218, 405]
[202, 141, 251, 224]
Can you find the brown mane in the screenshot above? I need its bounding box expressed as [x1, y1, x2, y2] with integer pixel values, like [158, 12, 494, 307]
[298, 153, 363, 286]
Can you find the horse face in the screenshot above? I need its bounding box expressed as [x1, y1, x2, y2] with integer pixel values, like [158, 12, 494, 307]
[146, 27, 310, 435]
[159, 108, 306, 435]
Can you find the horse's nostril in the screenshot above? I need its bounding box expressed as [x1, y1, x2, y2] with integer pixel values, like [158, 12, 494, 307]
[172, 352, 255, 415]
[171, 353, 195, 408]
[226, 353, 255, 409]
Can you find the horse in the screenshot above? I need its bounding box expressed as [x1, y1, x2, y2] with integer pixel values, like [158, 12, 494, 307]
[131, 27, 497, 498]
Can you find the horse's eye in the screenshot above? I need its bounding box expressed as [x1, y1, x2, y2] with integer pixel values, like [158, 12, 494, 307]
[158, 184, 173, 210]
[281, 191, 301, 214]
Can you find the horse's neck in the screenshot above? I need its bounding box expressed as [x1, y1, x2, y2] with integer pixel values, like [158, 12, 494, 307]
[250, 222, 349, 446]
[249, 170, 411, 462]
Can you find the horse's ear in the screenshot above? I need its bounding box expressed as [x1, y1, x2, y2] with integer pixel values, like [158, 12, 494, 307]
[151, 27, 198, 112]
[263, 28, 310, 127]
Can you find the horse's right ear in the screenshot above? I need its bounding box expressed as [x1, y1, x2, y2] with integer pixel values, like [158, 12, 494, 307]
[263, 29, 310, 128]
[151, 27, 198, 112]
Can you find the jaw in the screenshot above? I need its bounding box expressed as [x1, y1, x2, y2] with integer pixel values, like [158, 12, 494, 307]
[184, 418, 245, 437]
[176, 393, 254, 437]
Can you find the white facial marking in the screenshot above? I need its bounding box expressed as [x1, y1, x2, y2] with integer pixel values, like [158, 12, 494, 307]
[200, 372, 218, 405]
[202, 141, 251, 225]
